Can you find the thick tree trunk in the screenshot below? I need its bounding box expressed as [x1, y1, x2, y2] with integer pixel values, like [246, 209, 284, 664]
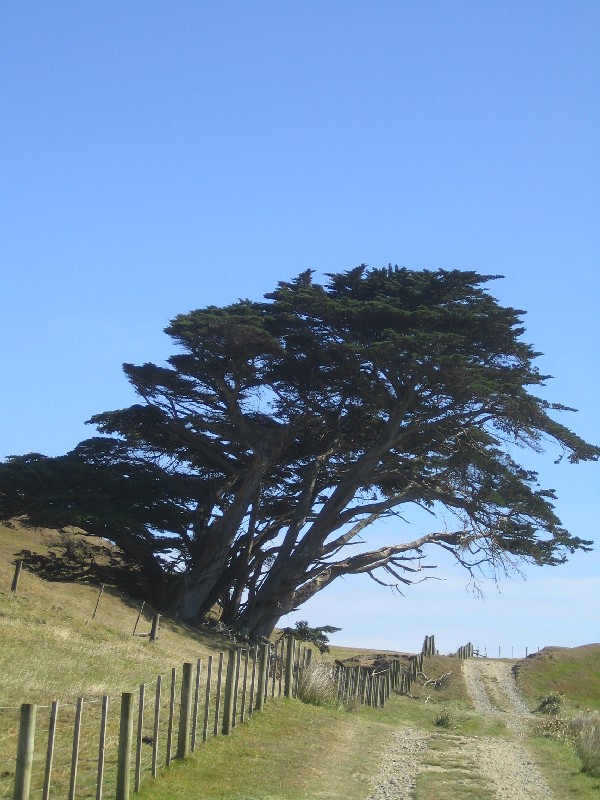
[236, 590, 299, 640]
[167, 549, 230, 621]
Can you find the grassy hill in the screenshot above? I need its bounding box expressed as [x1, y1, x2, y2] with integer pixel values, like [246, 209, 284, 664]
[514, 644, 600, 712]
[0, 521, 228, 707]
[1, 519, 599, 800]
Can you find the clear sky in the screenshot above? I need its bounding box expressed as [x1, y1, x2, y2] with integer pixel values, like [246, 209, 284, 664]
[1, 2, 598, 655]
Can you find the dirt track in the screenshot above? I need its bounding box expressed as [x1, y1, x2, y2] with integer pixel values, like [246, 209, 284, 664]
[366, 658, 553, 799]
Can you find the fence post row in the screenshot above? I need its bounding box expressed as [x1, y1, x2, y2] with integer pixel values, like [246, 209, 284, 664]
[7, 633, 448, 800]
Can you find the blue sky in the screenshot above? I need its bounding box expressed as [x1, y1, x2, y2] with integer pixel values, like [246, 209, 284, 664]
[1, 2, 598, 654]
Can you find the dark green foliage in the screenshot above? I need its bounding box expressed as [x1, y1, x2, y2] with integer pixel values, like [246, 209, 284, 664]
[280, 620, 342, 653]
[1, 265, 597, 638]
[536, 692, 565, 715]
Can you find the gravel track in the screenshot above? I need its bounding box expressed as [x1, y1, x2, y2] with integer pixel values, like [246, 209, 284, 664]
[365, 659, 553, 800]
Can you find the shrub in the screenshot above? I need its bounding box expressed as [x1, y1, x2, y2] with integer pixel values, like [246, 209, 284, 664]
[434, 708, 453, 728]
[534, 716, 570, 741]
[280, 620, 341, 654]
[569, 711, 600, 776]
[296, 662, 339, 707]
[535, 691, 564, 715]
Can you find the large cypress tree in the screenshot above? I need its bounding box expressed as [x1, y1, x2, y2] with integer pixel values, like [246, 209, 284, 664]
[1, 266, 597, 638]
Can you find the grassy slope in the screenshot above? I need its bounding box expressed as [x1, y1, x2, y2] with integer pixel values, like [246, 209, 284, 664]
[514, 645, 600, 798]
[514, 645, 600, 712]
[1, 521, 599, 799]
[0, 522, 229, 705]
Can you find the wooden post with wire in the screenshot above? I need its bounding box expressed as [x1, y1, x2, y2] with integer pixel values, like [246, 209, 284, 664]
[92, 584, 104, 620]
[177, 663, 193, 759]
[149, 613, 161, 642]
[11, 559, 23, 593]
[116, 693, 133, 800]
[68, 697, 83, 800]
[284, 636, 295, 698]
[42, 700, 59, 800]
[14, 703, 36, 800]
[222, 650, 238, 735]
[132, 602, 145, 636]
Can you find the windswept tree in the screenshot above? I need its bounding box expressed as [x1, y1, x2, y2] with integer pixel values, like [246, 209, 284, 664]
[1, 266, 597, 638]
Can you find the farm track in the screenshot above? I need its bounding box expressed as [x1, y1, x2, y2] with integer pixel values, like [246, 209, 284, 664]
[366, 659, 553, 800]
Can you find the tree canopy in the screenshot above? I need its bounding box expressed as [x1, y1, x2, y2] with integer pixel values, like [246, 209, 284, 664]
[1, 265, 597, 639]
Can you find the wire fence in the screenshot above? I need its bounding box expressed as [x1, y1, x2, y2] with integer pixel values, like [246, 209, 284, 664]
[1, 637, 412, 800]
[4, 630, 479, 800]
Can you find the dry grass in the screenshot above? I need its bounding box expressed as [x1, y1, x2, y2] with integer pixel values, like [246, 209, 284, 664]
[0, 522, 229, 706]
[569, 711, 600, 776]
[296, 662, 339, 707]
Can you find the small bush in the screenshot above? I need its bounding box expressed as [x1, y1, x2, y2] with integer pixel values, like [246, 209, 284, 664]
[569, 711, 600, 776]
[534, 716, 570, 741]
[296, 663, 338, 707]
[536, 691, 564, 715]
[434, 708, 453, 728]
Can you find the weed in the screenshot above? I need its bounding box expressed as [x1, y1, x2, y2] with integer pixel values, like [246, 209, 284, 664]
[534, 716, 570, 741]
[434, 708, 453, 728]
[296, 662, 339, 707]
[569, 711, 600, 776]
[536, 691, 564, 715]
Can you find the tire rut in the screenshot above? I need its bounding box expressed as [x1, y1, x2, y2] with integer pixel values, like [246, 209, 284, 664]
[365, 659, 553, 800]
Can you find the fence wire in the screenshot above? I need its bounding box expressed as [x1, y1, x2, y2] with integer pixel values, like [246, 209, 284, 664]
[0, 639, 408, 800]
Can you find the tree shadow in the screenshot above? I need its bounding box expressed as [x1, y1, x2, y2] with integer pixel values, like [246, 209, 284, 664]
[15, 530, 147, 600]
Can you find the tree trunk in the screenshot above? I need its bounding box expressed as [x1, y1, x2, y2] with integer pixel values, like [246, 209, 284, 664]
[237, 591, 298, 640]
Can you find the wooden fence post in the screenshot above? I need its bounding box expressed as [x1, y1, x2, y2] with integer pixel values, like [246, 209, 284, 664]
[256, 644, 269, 712]
[149, 613, 161, 642]
[132, 602, 145, 636]
[177, 663, 193, 759]
[284, 637, 295, 698]
[248, 647, 258, 717]
[293, 646, 302, 698]
[42, 700, 58, 800]
[11, 559, 23, 593]
[151, 677, 161, 778]
[277, 642, 284, 697]
[14, 703, 36, 800]
[263, 643, 271, 705]
[96, 695, 108, 800]
[270, 640, 278, 698]
[134, 685, 145, 792]
[68, 697, 83, 800]
[213, 653, 224, 736]
[222, 650, 238, 735]
[166, 668, 176, 765]
[92, 584, 104, 620]
[191, 659, 202, 752]
[202, 656, 213, 743]
[240, 650, 249, 723]
[233, 649, 242, 727]
[116, 693, 134, 800]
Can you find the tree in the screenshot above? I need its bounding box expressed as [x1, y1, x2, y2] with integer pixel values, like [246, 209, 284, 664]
[279, 621, 342, 654]
[1, 265, 597, 639]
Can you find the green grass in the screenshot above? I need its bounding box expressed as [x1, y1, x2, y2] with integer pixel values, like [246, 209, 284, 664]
[139, 697, 394, 800]
[529, 734, 600, 797]
[514, 645, 600, 712]
[416, 735, 495, 800]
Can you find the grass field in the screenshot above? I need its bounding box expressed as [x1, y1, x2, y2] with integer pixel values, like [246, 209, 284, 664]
[514, 644, 600, 712]
[1, 519, 599, 800]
